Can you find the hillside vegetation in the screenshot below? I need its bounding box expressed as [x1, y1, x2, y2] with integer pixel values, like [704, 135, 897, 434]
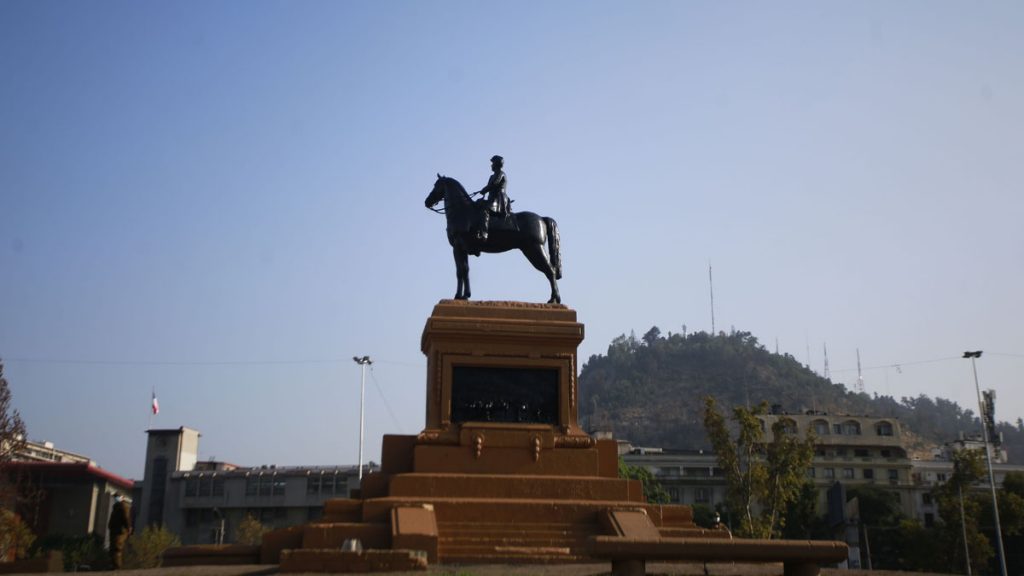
[579, 328, 1024, 461]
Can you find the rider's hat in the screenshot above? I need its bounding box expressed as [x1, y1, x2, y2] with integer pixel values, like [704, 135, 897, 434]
[490, 155, 504, 164]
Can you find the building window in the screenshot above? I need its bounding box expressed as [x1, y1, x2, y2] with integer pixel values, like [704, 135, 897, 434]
[807, 467, 816, 479]
[888, 469, 899, 483]
[842, 468, 855, 479]
[199, 475, 212, 497]
[212, 476, 225, 497]
[258, 474, 272, 496]
[863, 469, 874, 480]
[876, 421, 894, 436]
[307, 474, 321, 495]
[712, 467, 724, 477]
[333, 474, 347, 496]
[245, 475, 258, 496]
[922, 493, 933, 505]
[880, 449, 892, 458]
[813, 420, 830, 435]
[842, 421, 861, 435]
[272, 476, 286, 496]
[185, 477, 198, 497]
[668, 488, 680, 502]
[695, 488, 710, 503]
[937, 473, 947, 482]
[854, 449, 869, 458]
[833, 424, 843, 435]
[836, 448, 847, 458]
[824, 468, 835, 479]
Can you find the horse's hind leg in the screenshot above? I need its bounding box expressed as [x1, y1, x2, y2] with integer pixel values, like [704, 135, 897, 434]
[453, 246, 471, 300]
[521, 243, 560, 304]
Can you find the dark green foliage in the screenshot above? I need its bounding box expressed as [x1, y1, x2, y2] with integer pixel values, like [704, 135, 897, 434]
[617, 457, 670, 504]
[690, 504, 718, 529]
[580, 327, 1019, 454]
[1003, 471, 1024, 498]
[33, 533, 107, 571]
[781, 482, 830, 540]
[847, 485, 903, 527]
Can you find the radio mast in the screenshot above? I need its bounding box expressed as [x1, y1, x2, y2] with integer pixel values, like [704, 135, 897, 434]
[708, 262, 716, 335]
[855, 349, 865, 394]
[823, 343, 831, 380]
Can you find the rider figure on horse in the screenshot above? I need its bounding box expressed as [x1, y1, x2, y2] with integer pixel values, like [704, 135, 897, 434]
[473, 155, 510, 241]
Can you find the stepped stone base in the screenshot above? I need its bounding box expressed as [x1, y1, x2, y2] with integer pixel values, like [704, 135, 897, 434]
[162, 301, 842, 573]
[262, 302, 722, 570]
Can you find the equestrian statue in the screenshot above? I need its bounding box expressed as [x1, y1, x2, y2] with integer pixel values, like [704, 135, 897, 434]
[424, 155, 562, 304]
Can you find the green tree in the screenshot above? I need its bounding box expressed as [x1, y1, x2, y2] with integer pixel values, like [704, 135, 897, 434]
[123, 525, 180, 569]
[932, 449, 992, 575]
[1003, 471, 1024, 498]
[617, 458, 669, 504]
[781, 482, 827, 540]
[0, 360, 28, 505]
[847, 485, 902, 527]
[235, 514, 271, 545]
[702, 397, 814, 538]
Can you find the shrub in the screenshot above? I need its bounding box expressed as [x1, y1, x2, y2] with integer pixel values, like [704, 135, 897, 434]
[32, 533, 106, 571]
[124, 525, 180, 569]
[0, 509, 35, 560]
[235, 514, 270, 545]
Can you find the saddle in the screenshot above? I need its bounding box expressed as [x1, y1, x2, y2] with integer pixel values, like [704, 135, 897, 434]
[488, 210, 519, 233]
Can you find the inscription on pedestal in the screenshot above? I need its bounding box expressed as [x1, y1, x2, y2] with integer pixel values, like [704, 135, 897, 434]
[451, 366, 559, 424]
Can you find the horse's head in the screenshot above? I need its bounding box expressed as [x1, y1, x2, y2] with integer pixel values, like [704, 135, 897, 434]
[425, 173, 446, 208]
[425, 174, 470, 210]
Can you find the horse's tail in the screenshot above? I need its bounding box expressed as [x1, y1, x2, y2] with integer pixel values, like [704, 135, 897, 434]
[545, 217, 562, 280]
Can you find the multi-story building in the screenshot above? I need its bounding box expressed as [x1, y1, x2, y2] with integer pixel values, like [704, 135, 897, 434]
[620, 411, 1024, 531]
[5, 438, 133, 547]
[760, 412, 915, 517]
[136, 427, 368, 545]
[619, 446, 726, 509]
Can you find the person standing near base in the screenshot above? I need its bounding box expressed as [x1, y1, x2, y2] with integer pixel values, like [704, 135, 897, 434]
[108, 495, 132, 569]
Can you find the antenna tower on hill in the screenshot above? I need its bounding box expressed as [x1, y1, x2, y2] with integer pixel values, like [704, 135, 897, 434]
[855, 348, 865, 394]
[823, 343, 830, 380]
[708, 261, 716, 335]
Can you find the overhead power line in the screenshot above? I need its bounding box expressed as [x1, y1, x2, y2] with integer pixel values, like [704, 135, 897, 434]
[4, 356, 424, 368]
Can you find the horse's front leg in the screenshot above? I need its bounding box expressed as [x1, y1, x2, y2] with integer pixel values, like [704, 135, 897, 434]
[453, 245, 471, 300]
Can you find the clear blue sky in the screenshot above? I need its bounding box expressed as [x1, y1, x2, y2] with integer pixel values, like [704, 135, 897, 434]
[2, 1, 1022, 479]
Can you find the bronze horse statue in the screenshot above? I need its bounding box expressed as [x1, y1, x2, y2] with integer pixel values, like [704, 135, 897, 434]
[425, 175, 562, 303]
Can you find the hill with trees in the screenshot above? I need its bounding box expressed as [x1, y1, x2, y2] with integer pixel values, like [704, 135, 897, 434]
[579, 327, 1024, 461]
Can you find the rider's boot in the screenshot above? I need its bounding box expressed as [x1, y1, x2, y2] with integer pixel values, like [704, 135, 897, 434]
[478, 212, 489, 242]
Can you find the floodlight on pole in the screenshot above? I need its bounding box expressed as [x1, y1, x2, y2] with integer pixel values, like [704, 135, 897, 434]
[353, 355, 373, 481]
[963, 350, 1007, 576]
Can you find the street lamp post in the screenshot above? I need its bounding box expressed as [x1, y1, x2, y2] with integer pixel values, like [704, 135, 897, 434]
[353, 355, 373, 481]
[963, 350, 1007, 576]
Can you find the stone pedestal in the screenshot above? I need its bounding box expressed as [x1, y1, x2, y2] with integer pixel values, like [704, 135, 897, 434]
[272, 301, 722, 570]
[413, 300, 604, 476]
